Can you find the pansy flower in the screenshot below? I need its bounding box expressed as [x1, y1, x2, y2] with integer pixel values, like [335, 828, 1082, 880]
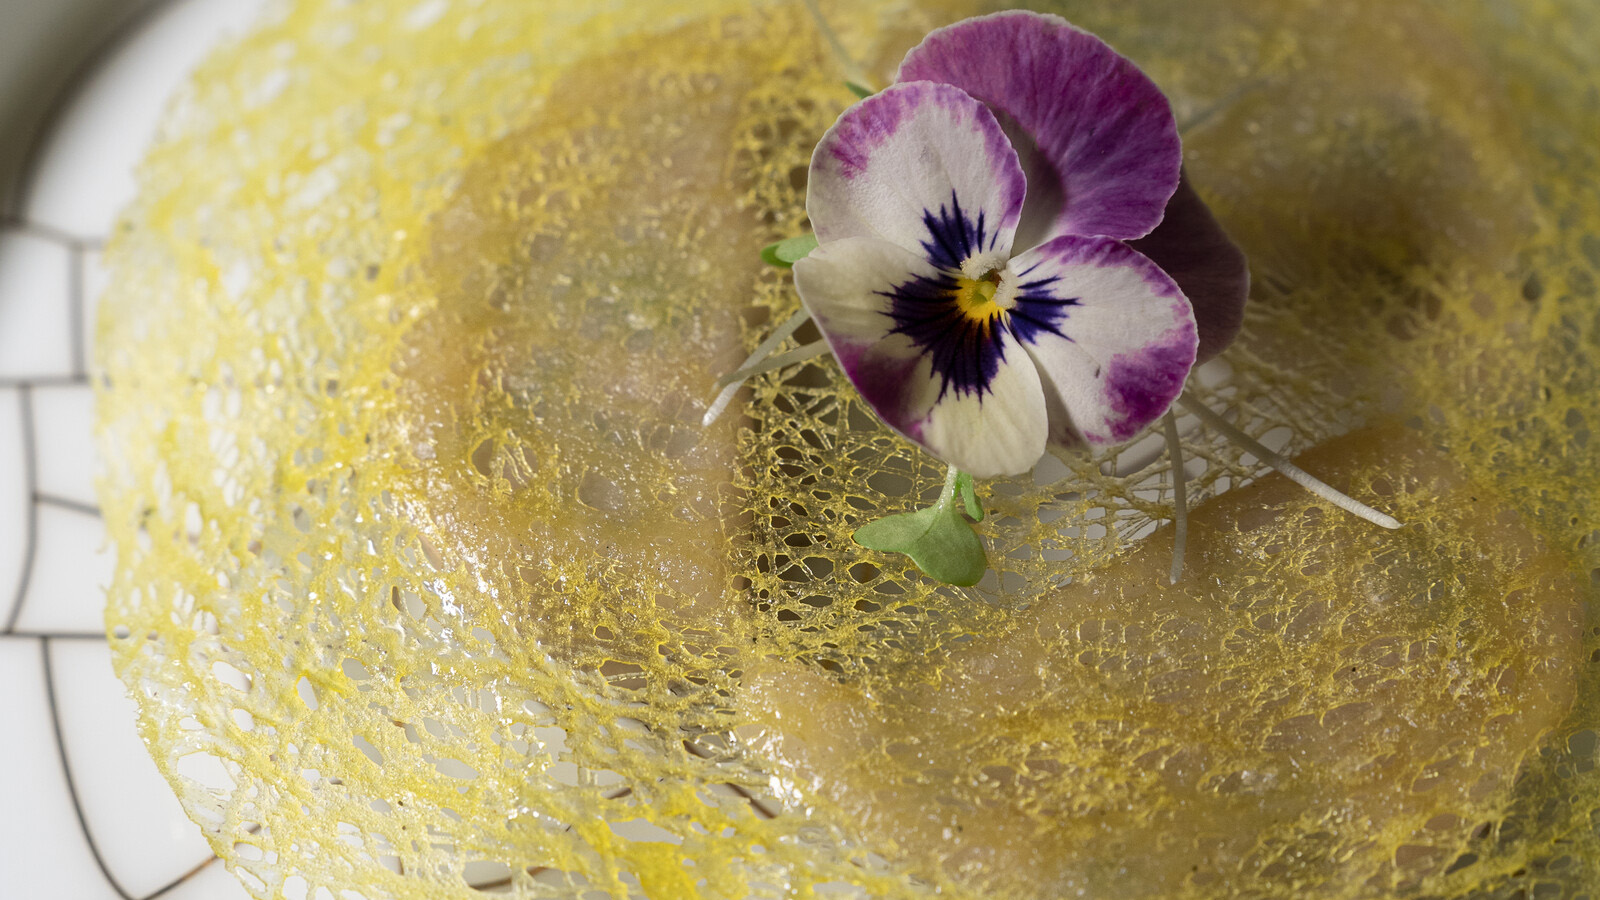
[793, 11, 1248, 477]
[712, 11, 1394, 585]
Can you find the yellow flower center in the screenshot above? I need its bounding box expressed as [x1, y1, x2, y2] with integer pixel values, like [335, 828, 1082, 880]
[953, 257, 1017, 323]
[954, 267, 1015, 324]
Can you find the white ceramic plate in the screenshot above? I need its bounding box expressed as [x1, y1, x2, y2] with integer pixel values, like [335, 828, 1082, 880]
[0, 2, 265, 897]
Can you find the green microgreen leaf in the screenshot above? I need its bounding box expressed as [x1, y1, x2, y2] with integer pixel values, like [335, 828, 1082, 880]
[852, 467, 988, 586]
[845, 80, 875, 99]
[956, 471, 983, 522]
[760, 233, 820, 268]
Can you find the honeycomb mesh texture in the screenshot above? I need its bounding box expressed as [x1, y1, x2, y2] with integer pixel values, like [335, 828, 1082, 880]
[96, 0, 1600, 897]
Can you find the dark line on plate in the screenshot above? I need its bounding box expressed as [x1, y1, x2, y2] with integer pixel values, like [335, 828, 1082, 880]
[42, 636, 226, 900]
[3, 386, 39, 634]
[140, 853, 222, 900]
[683, 739, 779, 820]
[0, 374, 90, 389]
[36, 492, 102, 518]
[2, 630, 106, 641]
[0, 217, 101, 251]
[41, 636, 138, 900]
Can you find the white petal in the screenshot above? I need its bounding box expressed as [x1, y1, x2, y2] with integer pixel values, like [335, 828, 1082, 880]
[1007, 235, 1197, 447]
[808, 82, 1026, 267]
[919, 337, 1050, 478]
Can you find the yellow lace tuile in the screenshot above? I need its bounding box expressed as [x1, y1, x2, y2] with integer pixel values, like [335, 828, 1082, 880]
[97, 0, 1600, 897]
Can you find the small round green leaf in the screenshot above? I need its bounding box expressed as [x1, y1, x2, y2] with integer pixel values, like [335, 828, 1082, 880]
[760, 233, 820, 268]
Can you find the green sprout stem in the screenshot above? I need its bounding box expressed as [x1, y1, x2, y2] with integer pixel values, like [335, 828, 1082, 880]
[1163, 411, 1189, 584]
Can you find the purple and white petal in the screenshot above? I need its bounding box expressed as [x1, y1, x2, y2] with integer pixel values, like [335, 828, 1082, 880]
[808, 81, 1027, 266]
[1127, 170, 1250, 363]
[1005, 235, 1197, 447]
[898, 11, 1181, 249]
[795, 235, 1050, 477]
[794, 236, 948, 443]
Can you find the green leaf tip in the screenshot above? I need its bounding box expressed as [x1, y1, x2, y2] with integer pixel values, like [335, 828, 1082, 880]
[956, 471, 983, 522]
[851, 467, 988, 586]
[845, 80, 875, 99]
[760, 233, 820, 268]
[852, 505, 987, 587]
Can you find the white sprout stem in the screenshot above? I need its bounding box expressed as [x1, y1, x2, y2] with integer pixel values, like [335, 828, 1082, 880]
[713, 339, 830, 387]
[937, 463, 962, 507]
[714, 309, 813, 388]
[800, 0, 875, 91]
[702, 328, 830, 428]
[701, 383, 745, 428]
[1162, 411, 1189, 585]
[1177, 394, 1402, 530]
[703, 345, 825, 425]
[702, 309, 812, 426]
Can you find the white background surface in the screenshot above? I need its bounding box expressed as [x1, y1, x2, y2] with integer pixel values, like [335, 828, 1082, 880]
[0, 1, 266, 897]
